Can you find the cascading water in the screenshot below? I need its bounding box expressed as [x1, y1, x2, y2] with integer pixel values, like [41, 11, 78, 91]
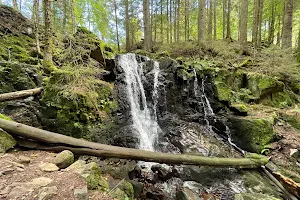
[117, 53, 160, 151]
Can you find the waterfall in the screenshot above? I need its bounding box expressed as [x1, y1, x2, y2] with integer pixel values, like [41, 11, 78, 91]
[117, 53, 160, 151]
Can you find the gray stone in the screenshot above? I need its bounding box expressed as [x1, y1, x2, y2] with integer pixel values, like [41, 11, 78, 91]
[74, 186, 88, 200]
[54, 150, 74, 169]
[38, 186, 58, 200]
[39, 163, 59, 172]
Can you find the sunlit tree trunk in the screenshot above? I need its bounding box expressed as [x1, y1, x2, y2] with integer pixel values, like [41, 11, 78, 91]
[213, 0, 217, 40]
[276, 14, 282, 45]
[176, 0, 180, 41]
[114, 0, 120, 52]
[198, 0, 206, 42]
[208, 0, 213, 40]
[161, 0, 163, 43]
[222, 0, 226, 39]
[170, 0, 172, 43]
[268, 0, 275, 45]
[282, 0, 293, 49]
[297, 26, 300, 62]
[125, 0, 130, 51]
[143, 0, 152, 51]
[174, 0, 177, 42]
[70, 0, 75, 34]
[43, 0, 54, 71]
[167, 0, 169, 43]
[239, 0, 248, 46]
[226, 0, 231, 39]
[184, 0, 187, 41]
[63, 0, 67, 32]
[32, 0, 41, 55]
[257, 0, 263, 46]
[252, 0, 259, 46]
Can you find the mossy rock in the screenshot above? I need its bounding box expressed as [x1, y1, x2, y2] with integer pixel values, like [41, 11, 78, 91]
[0, 128, 16, 153]
[234, 193, 281, 200]
[228, 116, 275, 153]
[113, 180, 134, 200]
[110, 188, 130, 200]
[230, 103, 249, 115]
[280, 111, 300, 130]
[214, 81, 233, 101]
[54, 150, 74, 169]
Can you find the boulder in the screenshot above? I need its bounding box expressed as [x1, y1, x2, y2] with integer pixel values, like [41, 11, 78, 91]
[74, 186, 89, 200]
[39, 163, 59, 172]
[0, 128, 16, 153]
[38, 186, 58, 200]
[54, 150, 74, 169]
[234, 193, 281, 200]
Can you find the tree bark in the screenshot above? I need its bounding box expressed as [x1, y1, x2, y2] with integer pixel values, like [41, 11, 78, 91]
[213, 0, 217, 40]
[208, 0, 213, 40]
[170, 0, 172, 43]
[167, 0, 169, 43]
[176, 0, 180, 41]
[143, 0, 152, 51]
[160, 0, 163, 43]
[70, 0, 75, 34]
[239, 0, 248, 46]
[174, 0, 177, 42]
[63, 0, 67, 32]
[125, 0, 130, 51]
[0, 88, 43, 102]
[13, 0, 18, 10]
[43, 0, 54, 71]
[0, 119, 268, 168]
[114, 0, 120, 52]
[268, 0, 275, 45]
[252, 0, 259, 46]
[297, 25, 300, 62]
[282, 0, 293, 49]
[222, 0, 226, 39]
[226, 0, 231, 39]
[257, 0, 263, 46]
[198, 0, 206, 42]
[32, 0, 41, 55]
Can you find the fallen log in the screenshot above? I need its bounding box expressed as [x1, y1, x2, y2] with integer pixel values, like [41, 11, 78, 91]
[0, 87, 43, 102]
[0, 118, 268, 168]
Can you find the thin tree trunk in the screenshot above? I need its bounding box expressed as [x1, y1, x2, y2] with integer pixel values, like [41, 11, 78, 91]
[63, 0, 67, 32]
[114, 0, 120, 52]
[276, 14, 281, 45]
[252, 0, 259, 46]
[257, 0, 263, 46]
[32, 0, 41, 55]
[226, 0, 231, 39]
[170, 0, 172, 43]
[268, 0, 275, 45]
[125, 0, 130, 51]
[213, 0, 217, 40]
[0, 88, 43, 102]
[184, 0, 187, 41]
[70, 0, 75, 34]
[222, 0, 226, 39]
[167, 0, 169, 43]
[154, 1, 158, 43]
[187, 0, 190, 40]
[43, 0, 54, 71]
[239, 0, 248, 46]
[143, 0, 152, 51]
[0, 119, 269, 168]
[174, 0, 177, 42]
[208, 0, 213, 40]
[198, 0, 206, 42]
[176, 0, 180, 41]
[297, 25, 300, 62]
[13, 0, 18, 10]
[282, 0, 293, 49]
[161, 0, 163, 43]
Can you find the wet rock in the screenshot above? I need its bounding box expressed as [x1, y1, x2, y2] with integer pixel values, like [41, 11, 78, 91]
[234, 193, 281, 200]
[39, 163, 59, 172]
[54, 150, 74, 169]
[129, 180, 143, 198]
[112, 125, 140, 148]
[98, 158, 136, 179]
[0, 128, 16, 153]
[74, 186, 88, 200]
[38, 186, 58, 200]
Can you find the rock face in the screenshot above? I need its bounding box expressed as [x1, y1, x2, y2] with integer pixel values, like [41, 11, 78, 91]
[0, 128, 16, 153]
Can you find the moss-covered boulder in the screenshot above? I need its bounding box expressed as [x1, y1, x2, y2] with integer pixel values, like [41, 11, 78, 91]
[54, 150, 74, 169]
[0, 128, 16, 153]
[230, 103, 248, 116]
[228, 116, 275, 153]
[110, 180, 134, 200]
[234, 193, 281, 200]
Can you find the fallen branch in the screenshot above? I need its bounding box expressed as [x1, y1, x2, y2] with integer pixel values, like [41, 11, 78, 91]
[0, 87, 43, 102]
[0, 118, 268, 168]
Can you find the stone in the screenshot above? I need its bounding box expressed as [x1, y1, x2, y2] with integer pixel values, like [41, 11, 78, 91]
[0, 128, 16, 153]
[54, 150, 74, 169]
[26, 177, 53, 189]
[39, 163, 59, 172]
[230, 103, 248, 116]
[66, 160, 86, 172]
[18, 155, 31, 164]
[290, 149, 299, 159]
[38, 186, 58, 200]
[234, 193, 281, 200]
[74, 186, 88, 200]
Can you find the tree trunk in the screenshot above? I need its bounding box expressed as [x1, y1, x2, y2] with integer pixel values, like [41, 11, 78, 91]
[143, 0, 152, 51]
[154, 1, 158, 43]
[13, 0, 18, 10]
[0, 88, 43, 102]
[160, 0, 163, 43]
[257, 0, 263, 46]
[114, 0, 120, 52]
[282, 0, 293, 49]
[63, 0, 67, 32]
[276, 14, 282, 45]
[222, 0, 226, 39]
[125, 0, 130, 51]
[174, 0, 177, 42]
[0, 119, 269, 168]
[167, 0, 169, 43]
[297, 25, 300, 62]
[252, 0, 259, 46]
[198, 0, 206, 42]
[70, 0, 75, 34]
[239, 0, 248, 46]
[176, 0, 180, 41]
[184, 0, 187, 41]
[208, 0, 213, 40]
[32, 0, 41, 55]
[213, 0, 217, 40]
[268, 1, 275, 45]
[226, 0, 231, 39]
[170, 0, 172, 43]
[43, 0, 54, 71]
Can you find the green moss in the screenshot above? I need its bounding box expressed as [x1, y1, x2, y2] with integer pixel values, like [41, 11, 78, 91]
[228, 116, 275, 153]
[110, 188, 130, 200]
[235, 193, 280, 200]
[0, 113, 12, 121]
[230, 103, 249, 115]
[281, 112, 300, 130]
[0, 129, 16, 153]
[81, 162, 109, 191]
[214, 81, 233, 101]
